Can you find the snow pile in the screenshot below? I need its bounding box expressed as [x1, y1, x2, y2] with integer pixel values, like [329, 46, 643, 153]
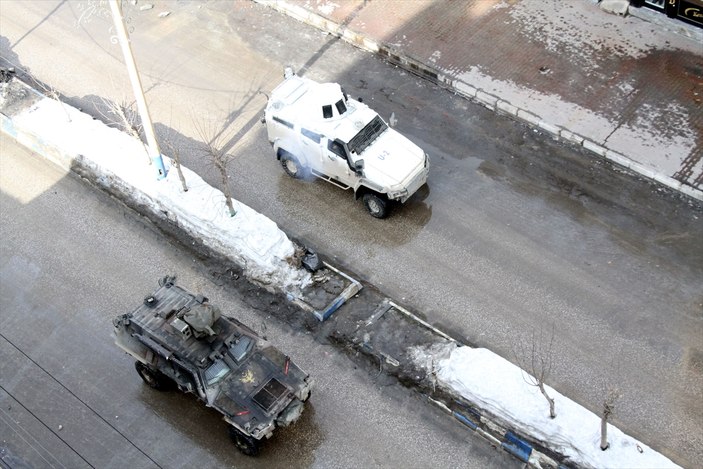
[9, 92, 310, 293]
[436, 346, 680, 469]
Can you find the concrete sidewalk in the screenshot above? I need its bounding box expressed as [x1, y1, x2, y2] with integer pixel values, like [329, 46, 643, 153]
[256, 0, 703, 200]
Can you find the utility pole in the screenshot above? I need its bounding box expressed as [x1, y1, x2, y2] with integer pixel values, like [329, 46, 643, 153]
[109, 0, 167, 179]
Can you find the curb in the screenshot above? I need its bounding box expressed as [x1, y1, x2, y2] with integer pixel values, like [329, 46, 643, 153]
[429, 397, 560, 468]
[356, 299, 564, 468]
[431, 393, 578, 469]
[253, 0, 703, 202]
[627, 4, 703, 43]
[291, 262, 362, 321]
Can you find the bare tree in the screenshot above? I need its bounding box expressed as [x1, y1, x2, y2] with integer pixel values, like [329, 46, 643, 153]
[97, 96, 152, 164]
[100, 96, 142, 140]
[193, 117, 237, 217]
[514, 325, 557, 419]
[156, 108, 189, 192]
[600, 387, 620, 450]
[30, 78, 72, 122]
[163, 138, 188, 193]
[189, 77, 270, 217]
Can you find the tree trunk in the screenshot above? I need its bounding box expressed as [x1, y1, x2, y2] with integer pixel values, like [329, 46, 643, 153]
[538, 382, 556, 419]
[174, 159, 188, 192]
[224, 193, 236, 217]
[216, 160, 236, 217]
[600, 416, 609, 450]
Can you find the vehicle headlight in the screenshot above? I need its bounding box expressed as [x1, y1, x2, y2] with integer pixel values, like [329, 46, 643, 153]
[252, 422, 272, 438]
[387, 186, 408, 200]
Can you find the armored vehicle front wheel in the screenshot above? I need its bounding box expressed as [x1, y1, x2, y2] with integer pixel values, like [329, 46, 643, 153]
[228, 426, 261, 456]
[134, 361, 174, 391]
[363, 193, 389, 219]
[280, 152, 303, 179]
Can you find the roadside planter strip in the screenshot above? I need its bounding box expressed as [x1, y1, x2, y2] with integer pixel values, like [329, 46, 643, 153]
[291, 261, 362, 321]
[0, 79, 310, 295]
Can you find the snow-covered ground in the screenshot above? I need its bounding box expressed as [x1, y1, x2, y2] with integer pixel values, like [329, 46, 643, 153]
[1, 82, 680, 469]
[413, 344, 680, 469]
[3, 85, 310, 294]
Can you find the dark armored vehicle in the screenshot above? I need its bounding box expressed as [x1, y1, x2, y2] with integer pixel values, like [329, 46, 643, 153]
[113, 277, 313, 456]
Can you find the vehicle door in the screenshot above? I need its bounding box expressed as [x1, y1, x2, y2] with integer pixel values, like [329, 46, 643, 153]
[322, 137, 354, 185]
[299, 127, 324, 166]
[172, 362, 198, 394]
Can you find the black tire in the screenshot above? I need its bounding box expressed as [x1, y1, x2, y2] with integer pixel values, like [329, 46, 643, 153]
[362, 193, 389, 219]
[134, 361, 174, 391]
[280, 152, 303, 179]
[228, 426, 261, 456]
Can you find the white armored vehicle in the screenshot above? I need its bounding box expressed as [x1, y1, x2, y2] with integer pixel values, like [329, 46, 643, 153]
[113, 277, 313, 456]
[264, 68, 429, 218]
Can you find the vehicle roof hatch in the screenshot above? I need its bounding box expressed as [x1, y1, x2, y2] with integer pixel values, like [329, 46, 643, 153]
[183, 303, 220, 338]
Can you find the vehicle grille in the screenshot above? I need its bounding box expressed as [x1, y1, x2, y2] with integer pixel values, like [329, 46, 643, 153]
[403, 166, 428, 202]
[253, 378, 288, 413]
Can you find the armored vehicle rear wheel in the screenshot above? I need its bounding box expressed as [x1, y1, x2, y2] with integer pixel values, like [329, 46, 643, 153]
[228, 426, 260, 456]
[135, 361, 174, 391]
[363, 193, 388, 219]
[280, 152, 303, 179]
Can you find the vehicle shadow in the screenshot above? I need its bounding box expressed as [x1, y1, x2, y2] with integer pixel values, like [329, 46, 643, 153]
[135, 385, 322, 468]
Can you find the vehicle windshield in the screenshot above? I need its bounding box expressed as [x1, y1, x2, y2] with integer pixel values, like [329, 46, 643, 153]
[204, 359, 230, 386]
[348, 115, 387, 155]
[228, 335, 254, 362]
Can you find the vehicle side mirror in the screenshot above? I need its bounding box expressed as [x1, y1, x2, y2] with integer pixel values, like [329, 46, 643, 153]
[354, 159, 364, 176]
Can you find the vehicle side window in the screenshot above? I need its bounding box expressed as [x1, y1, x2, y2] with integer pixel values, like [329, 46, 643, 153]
[301, 128, 321, 143]
[322, 104, 333, 119]
[328, 140, 346, 158]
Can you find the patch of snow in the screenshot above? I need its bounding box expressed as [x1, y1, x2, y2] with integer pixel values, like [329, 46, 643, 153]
[11, 94, 311, 294]
[605, 102, 697, 175]
[428, 50, 441, 64]
[491, 0, 510, 11]
[615, 78, 635, 95]
[408, 341, 454, 371]
[315, 0, 340, 17]
[506, 1, 698, 73]
[451, 65, 616, 142]
[434, 346, 680, 469]
[448, 65, 698, 178]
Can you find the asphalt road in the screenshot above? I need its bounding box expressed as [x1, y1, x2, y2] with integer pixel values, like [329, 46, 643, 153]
[0, 136, 519, 468]
[1, 1, 702, 466]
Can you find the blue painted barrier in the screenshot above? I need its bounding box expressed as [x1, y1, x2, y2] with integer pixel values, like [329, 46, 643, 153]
[315, 296, 345, 321]
[455, 401, 482, 421]
[453, 411, 478, 430]
[501, 430, 532, 462]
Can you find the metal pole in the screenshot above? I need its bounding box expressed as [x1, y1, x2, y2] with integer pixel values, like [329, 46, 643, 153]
[109, 0, 167, 179]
